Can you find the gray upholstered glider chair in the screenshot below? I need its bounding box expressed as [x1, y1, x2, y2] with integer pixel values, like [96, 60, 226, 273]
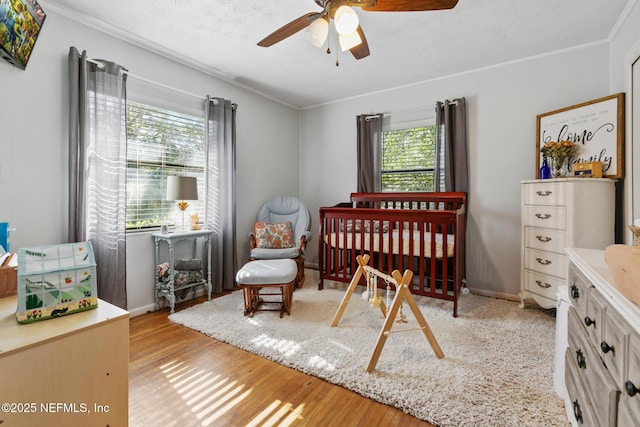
[249, 196, 312, 286]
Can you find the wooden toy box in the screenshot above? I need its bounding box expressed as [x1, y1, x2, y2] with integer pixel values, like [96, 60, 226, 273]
[16, 242, 98, 324]
[0, 266, 17, 297]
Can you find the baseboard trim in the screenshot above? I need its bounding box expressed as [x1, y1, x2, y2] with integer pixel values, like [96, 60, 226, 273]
[128, 287, 209, 318]
[305, 262, 319, 270]
[128, 303, 156, 318]
[467, 287, 520, 302]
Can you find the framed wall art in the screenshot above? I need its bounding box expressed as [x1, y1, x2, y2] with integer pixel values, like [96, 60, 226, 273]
[536, 93, 625, 178]
[0, 0, 47, 70]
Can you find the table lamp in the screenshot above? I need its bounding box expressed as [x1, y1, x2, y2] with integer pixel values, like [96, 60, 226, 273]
[166, 176, 198, 231]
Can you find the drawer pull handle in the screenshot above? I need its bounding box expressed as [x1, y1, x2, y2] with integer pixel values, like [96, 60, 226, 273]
[536, 235, 552, 242]
[576, 349, 586, 369]
[536, 258, 552, 265]
[570, 284, 580, 299]
[535, 213, 551, 220]
[626, 380, 640, 397]
[536, 190, 552, 196]
[600, 341, 614, 354]
[584, 316, 595, 328]
[572, 400, 583, 423]
[535, 280, 551, 289]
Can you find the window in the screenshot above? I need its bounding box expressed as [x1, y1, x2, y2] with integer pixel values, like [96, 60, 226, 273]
[381, 125, 437, 192]
[126, 101, 205, 230]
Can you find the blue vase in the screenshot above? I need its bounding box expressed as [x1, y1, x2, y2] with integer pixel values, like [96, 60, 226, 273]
[540, 158, 551, 179]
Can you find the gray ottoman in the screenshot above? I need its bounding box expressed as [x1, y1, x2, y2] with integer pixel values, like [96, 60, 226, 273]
[235, 259, 297, 317]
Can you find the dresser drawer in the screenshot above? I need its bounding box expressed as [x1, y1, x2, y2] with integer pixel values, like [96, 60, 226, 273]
[598, 293, 627, 388]
[522, 205, 567, 230]
[584, 287, 606, 352]
[523, 226, 567, 254]
[618, 395, 640, 427]
[523, 182, 566, 206]
[523, 270, 563, 301]
[623, 331, 640, 419]
[565, 348, 598, 427]
[524, 248, 567, 279]
[568, 308, 619, 427]
[568, 263, 591, 322]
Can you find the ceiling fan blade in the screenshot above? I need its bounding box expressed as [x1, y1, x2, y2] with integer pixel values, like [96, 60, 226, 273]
[257, 12, 320, 47]
[350, 26, 370, 60]
[361, 0, 459, 12]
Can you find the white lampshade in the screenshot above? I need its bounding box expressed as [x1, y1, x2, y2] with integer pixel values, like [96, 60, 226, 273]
[166, 176, 198, 201]
[307, 17, 329, 47]
[339, 30, 362, 52]
[334, 6, 359, 35]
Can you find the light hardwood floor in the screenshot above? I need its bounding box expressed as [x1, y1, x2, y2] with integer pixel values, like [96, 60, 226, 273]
[129, 292, 434, 426]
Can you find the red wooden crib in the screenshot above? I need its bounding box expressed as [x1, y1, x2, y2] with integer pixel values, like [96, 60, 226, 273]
[318, 192, 467, 317]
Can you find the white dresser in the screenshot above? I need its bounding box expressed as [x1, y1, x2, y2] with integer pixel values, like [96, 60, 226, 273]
[520, 178, 615, 309]
[562, 248, 640, 426]
[0, 296, 129, 426]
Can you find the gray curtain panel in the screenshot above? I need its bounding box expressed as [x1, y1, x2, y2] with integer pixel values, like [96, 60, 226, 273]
[356, 113, 383, 193]
[68, 47, 87, 243]
[68, 46, 128, 309]
[435, 98, 469, 193]
[204, 96, 238, 293]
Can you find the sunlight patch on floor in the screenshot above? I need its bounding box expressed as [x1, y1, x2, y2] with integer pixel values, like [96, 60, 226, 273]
[307, 354, 336, 371]
[160, 359, 249, 425]
[328, 338, 355, 353]
[159, 359, 186, 373]
[246, 400, 305, 427]
[199, 387, 253, 426]
[169, 365, 215, 388]
[190, 379, 240, 413]
[251, 333, 302, 357]
[247, 317, 262, 326]
[179, 373, 220, 405]
[182, 374, 224, 405]
[160, 358, 304, 426]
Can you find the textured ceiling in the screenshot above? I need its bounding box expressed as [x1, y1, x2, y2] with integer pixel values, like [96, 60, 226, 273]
[42, 0, 631, 108]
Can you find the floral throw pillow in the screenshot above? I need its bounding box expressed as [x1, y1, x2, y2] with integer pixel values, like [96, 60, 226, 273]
[254, 222, 295, 249]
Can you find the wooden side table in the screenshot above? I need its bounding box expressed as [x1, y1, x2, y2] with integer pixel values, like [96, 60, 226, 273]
[152, 230, 213, 313]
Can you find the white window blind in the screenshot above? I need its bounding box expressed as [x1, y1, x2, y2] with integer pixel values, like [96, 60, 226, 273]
[126, 101, 205, 230]
[381, 125, 437, 192]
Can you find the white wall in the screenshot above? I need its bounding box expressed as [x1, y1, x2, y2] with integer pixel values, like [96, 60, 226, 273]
[610, 1, 640, 236]
[0, 10, 300, 315]
[300, 45, 613, 299]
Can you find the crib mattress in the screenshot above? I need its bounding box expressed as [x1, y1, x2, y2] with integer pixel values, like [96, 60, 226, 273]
[324, 229, 455, 259]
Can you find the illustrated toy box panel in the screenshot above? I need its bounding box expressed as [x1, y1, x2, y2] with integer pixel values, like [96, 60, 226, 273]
[16, 242, 97, 324]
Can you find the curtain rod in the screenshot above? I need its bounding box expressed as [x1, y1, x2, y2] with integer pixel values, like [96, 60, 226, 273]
[386, 105, 432, 118]
[86, 57, 104, 68]
[390, 101, 459, 116]
[125, 72, 207, 102]
[85, 57, 207, 102]
[365, 101, 459, 120]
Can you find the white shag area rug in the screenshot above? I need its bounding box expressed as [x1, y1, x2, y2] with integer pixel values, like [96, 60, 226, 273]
[169, 281, 568, 427]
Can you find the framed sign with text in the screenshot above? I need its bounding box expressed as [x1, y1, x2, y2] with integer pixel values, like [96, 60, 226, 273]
[536, 93, 625, 178]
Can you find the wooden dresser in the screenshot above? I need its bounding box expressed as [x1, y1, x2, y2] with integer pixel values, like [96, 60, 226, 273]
[520, 179, 615, 309]
[0, 296, 129, 426]
[563, 248, 640, 426]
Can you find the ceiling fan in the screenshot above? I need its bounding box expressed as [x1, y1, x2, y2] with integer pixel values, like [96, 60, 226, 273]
[257, 0, 459, 63]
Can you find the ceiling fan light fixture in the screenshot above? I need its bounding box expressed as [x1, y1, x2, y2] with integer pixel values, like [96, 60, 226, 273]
[334, 5, 359, 35]
[339, 30, 362, 52]
[307, 17, 329, 47]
